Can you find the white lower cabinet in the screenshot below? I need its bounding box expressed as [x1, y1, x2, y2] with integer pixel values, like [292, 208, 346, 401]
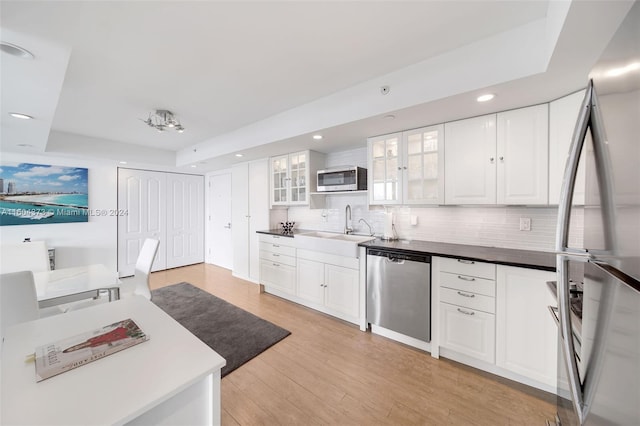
[297, 251, 359, 322]
[496, 265, 557, 388]
[258, 234, 296, 295]
[439, 302, 496, 364]
[438, 258, 497, 364]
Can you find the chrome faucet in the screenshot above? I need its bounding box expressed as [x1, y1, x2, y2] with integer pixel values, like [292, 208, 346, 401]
[359, 218, 374, 236]
[344, 204, 353, 234]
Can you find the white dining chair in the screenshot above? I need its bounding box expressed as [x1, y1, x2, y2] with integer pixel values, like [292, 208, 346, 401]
[0, 271, 39, 339]
[129, 238, 160, 300]
[0, 241, 50, 274]
[62, 238, 159, 312]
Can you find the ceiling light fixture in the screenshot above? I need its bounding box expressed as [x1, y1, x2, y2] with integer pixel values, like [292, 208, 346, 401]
[235, 154, 244, 157]
[0, 42, 34, 59]
[119, 161, 128, 165]
[312, 134, 323, 140]
[9, 112, 33, 120]
[383, 114, 396, 120]
[141, 110, 185, 133]
[190, 165, 197, 168]
[477, 94, 495, 102]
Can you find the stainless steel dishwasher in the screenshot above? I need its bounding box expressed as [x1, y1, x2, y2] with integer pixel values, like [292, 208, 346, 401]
[366, 248, 431, 342]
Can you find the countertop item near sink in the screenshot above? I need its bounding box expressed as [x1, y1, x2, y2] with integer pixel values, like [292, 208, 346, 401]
[359, 239, 555, 271]
[256, 228, 317, 238]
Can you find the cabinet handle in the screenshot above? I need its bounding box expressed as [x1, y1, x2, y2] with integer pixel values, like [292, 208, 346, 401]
[457, 308, 475, 316]
[499, 156, 504, 161]
[272, 263, 280, 267]
[457, 275, 476, 282]
[457, 291, 475, 298]
[403, 166, 407, 170]
[457, 259, 475, 265]
[273, 236, 280, 239]
[272, 253, 279, 257]
[397, 167, 402, 170]
[490, 157, 495, 163]
[273, 244, 280, 248]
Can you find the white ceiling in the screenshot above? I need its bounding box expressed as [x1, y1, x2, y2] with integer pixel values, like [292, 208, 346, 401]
[0, 1, 635, 172]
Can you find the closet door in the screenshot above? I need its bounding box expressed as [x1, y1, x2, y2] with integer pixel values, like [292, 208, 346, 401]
[117, 168, 167, 277]
[166, 173, 205, 269]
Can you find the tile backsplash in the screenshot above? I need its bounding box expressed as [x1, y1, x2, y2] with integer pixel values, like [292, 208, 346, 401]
[285, 147, 584, 253]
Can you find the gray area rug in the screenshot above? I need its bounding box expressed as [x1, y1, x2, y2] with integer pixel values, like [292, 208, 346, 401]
[151, 282, 290, 377]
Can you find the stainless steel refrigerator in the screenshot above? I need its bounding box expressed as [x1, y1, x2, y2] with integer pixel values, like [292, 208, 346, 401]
[553, 3, 640, 425]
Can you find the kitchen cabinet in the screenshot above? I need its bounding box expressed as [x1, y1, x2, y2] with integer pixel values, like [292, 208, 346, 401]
[444, 105, 549, 205]
[368, 124, 445, 205]
[270, 150, 325, 207]
[258, 234, 296, 295]
[438, 257, 496, 364]
[496, 265, 557, 387]
[549, 90, 587, 205]
[232, 160, 269, 283]
[297, 249, 359, 322]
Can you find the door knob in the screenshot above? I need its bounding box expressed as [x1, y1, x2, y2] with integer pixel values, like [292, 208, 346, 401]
[224, 222, 231, 229]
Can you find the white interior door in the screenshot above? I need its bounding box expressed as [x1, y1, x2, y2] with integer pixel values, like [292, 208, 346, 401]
[166, 173, 204, 269]
[117, 168, 167, 277]
[208, 173, 233, 270]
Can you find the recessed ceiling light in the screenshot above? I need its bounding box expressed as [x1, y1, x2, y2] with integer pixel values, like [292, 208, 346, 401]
[312, 134, 323, 140]
[190, 165, 197, 168]
[383, 114, 396, 120]
[477, 94, 495, 102]
[0, 42, 34, 59]
[9, 112, 33, 120]
[235, 154, 244, 157]
[119, 161, 128, 165]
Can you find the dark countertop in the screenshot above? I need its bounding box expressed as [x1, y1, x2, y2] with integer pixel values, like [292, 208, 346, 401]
[256, 228, 317, 238]
[257, 229, 556, 271]
[358, 239, 556, 272]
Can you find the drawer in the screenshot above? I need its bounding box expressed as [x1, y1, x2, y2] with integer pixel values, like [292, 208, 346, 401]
[258, 233, 295, 246]
[440, 272, 496, 297]
[259, 241, 296, 257]
[260, 251, 296, 267]
[440, 287, 495, 314]
[439, 257, 496, 280]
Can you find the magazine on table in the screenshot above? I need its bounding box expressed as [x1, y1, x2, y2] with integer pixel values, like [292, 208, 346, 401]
[35, 318, 149, 382]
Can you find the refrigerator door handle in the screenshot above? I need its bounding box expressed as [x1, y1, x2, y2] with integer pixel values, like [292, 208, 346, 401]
[558, 256, 586, 424]
[555, 82, 592, 253]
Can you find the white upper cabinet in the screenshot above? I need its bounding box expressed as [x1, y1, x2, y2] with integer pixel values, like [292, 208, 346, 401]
[368, 124, 444, 205]
[444, 106, 549, 205]
[368, 132, 401, 205]
[496, 104, 549, 205]
[270, 150, 325, 207]
[549, 90, 587, 205]
[444, 114, 497, 205]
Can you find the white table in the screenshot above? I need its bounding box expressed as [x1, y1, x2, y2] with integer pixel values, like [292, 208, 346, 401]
[1, 295, 226, 425]
[34, 264, 121, 308]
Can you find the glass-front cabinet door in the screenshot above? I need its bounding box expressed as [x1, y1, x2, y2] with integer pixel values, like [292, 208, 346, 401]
[270, 151, 310, 207]
[403, 124, 444, 205]
[288, 151, 307, 204]
[368, 132, 401, 205]
[270, 154, 289, 205]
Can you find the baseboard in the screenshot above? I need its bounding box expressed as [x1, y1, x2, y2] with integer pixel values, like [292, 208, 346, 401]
[370, 324, 431, 352]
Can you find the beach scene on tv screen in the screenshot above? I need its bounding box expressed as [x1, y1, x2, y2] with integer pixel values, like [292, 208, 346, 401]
[0, 162, 89, 226]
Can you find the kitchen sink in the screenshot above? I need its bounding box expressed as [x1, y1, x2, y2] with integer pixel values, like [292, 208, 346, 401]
[296, 231, 375, 257]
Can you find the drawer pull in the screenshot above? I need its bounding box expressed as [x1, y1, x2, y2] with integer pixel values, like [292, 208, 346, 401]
[457, 308, 475, 316]
[273, 244, 280, 248]
[457, 275, 476, 282]
[457, 291, 475, 298]
[457, 259, 475, 265]
[272, 253, 280, 257]
[272, 263, 280, 267]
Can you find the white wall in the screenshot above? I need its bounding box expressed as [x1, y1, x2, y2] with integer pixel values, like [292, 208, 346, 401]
[287, 147, 584, 252]
[0, 153, 118, 270]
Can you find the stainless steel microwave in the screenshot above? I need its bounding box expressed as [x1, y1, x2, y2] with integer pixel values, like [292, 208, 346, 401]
[317, 167, 367, 192]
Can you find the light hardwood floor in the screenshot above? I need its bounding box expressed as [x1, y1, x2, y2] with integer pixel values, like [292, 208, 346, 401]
[150, 263, 556, 425]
